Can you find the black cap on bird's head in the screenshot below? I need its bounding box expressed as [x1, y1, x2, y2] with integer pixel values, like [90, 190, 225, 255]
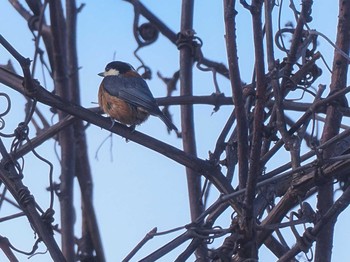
[98, 61, 135, 77]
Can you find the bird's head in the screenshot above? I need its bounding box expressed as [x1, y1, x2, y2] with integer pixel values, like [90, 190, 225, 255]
[98, 61, 135, 77]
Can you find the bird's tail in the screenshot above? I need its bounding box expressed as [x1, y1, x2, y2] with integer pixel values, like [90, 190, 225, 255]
[158, 114, 178, 132]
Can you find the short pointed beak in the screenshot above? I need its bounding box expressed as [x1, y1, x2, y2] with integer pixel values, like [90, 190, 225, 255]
[98, 72, 105, 77]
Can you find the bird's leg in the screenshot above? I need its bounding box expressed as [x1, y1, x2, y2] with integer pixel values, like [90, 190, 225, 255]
[109, 117, 116, 129]
[122, 125, 136, 142]
[129, 124, 136, 132]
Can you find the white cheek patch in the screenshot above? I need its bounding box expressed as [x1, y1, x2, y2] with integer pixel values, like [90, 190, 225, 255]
[104, 69, 119, 76]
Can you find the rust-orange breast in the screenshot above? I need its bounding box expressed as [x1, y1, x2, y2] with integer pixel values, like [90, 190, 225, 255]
[98, 84, 149, 126]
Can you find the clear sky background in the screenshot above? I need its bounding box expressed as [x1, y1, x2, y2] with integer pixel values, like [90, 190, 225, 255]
[0, 1, 349, 261]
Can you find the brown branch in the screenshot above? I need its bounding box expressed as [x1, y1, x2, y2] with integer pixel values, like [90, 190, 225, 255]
[223, 0, 249, 190]
[10, 0, 54, 67]
[241, 0, 266, 259]
[178, 0, 207, 259]
[316, 0, 350, 260]
[0, 35, 35, 94]
[257, 156, 350, 248]
[261, 84, 350, 166]
[66, 0, 105, 260]
[123, 227, 157, 261]
[13, 115, 75, 159]
[280, 0, 312, 94]
[0, 236, 19, 262]
[9, 0, 32, 20]
[138, 231, 192, 261]
[157, 94, 233, 107]
[261, 0, 280, 160]
[211, 109, 236, 162]
[48, 1, 75, 260]
[0, 139, 66, 261]
[179, 1, 203, 218]
[123, 0, 229, 79]
[278, 183, 350, 261]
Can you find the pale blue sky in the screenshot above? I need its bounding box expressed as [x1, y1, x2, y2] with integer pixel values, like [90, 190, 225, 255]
[0, 1, 349, 261]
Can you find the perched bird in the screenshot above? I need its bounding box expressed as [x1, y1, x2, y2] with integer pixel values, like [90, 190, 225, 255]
[98, 61, 177, 131]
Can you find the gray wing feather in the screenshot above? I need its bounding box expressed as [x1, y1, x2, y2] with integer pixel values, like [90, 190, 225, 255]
[102, 75, 178, 131]
[102, 76, 161, 114]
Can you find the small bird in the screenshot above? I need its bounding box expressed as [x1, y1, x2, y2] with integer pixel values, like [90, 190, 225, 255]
[98, 61, 177, 131]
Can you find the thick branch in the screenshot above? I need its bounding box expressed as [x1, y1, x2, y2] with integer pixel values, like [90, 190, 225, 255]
[223, 0, 249, 189]
[179, 0, 207, 259]
[316, 1, 350, 261]
[65, 0, 105, 260]
[241, 1, 266, 259]
[49, 2, 76, 259]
